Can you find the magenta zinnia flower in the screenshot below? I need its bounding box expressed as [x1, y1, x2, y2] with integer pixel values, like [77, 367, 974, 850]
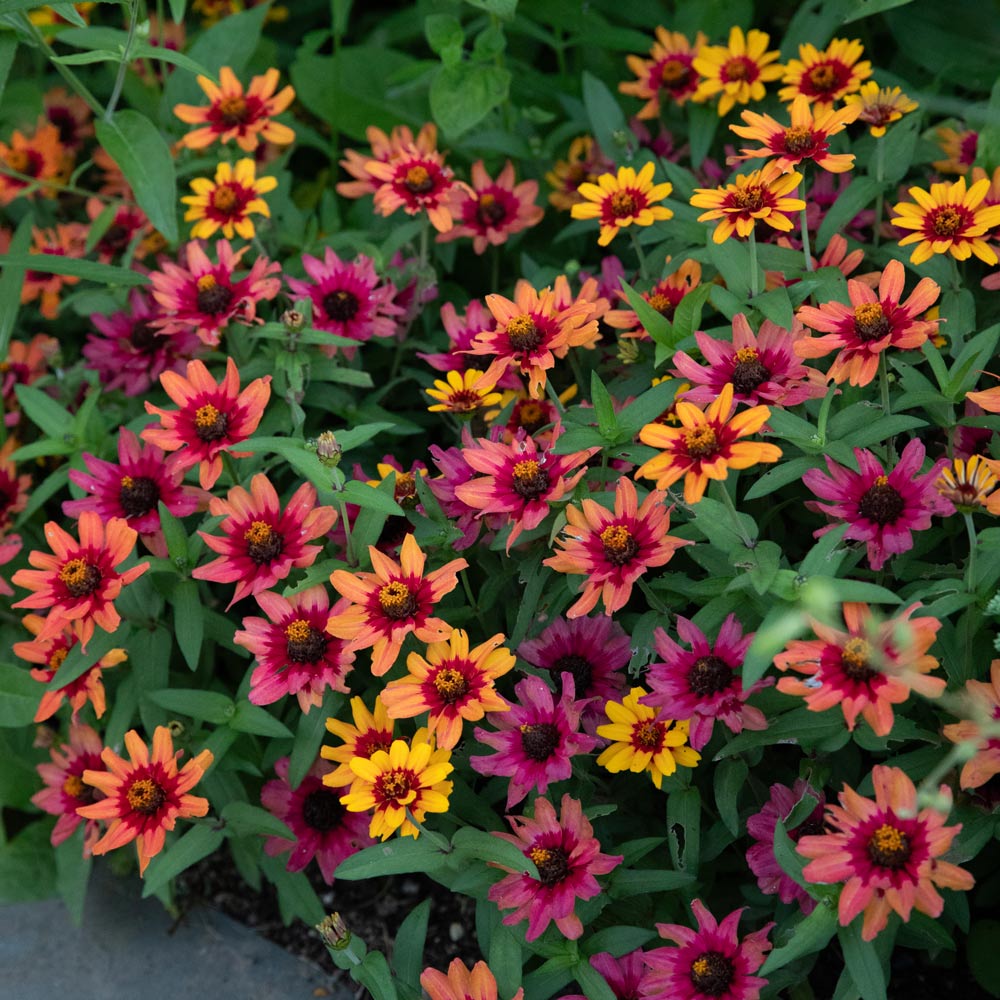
[746, 779, 826, 913]
[427, 434, 498, 551]
[286, 248, 403, 357]
[419, 299, 521, 386]
[261, 756, 375, 884]
[470, 674, 599, 809]
[671, 313, 827, 408]
[235, 586, 356, 713]
[488, 793, 621, 942]
[642, 615, 770, 751]
[802, 438, 953, 571]
[150, 239, 282, 348]
[642, 899, 773, 1000]
[563, 950, 652, 1000]
[193, 473, 337, 608]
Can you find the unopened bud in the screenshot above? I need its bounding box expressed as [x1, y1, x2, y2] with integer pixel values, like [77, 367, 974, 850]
[617, 338, 641, 365]
[317, 912, 351, 950]
[282, 309, 305, 332]
[167, 720, 185, 739]
[314, 431, 342, 468]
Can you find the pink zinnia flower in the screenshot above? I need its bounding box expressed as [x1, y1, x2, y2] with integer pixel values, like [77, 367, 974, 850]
[286, 248, 403, 358]
[642, 899, 773, 1000]
[260, 756, 374, 884]
[642, 614, 770, 751]
[942, 659, 1000, 790]
[31, 722, 106, 853]
[562, 950, 652, 1000]
[234, 586, 355, 713]
[746, 779, 827, 913]
[427, 435, 495, 551]
[151, 239, 282, 348]
[419, 300, 516, 386]
[0, 533, 21, 597]
[488, 793, 621, 942]
[63, 428, 203, 558]
[802, 438, 953, 571]
[470, 674, 599, 809]
[671, 313, 827, 408]
[83, 289, 203, 398]
[797, 765, 974, 941]
[193, 474, 336, 609]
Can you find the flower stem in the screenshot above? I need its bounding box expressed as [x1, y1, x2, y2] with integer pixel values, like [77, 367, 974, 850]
[545, 377, 566, 414]
[748, 227, 760, 299]
[221, 452, 241, 487]
[799, 165, 814, 271]
[873, 137, 885, 248]
[629, 228, 648, 281]
[106, 0, 141, 121]
[879, 353, 897, 462]
[815, 382, 836, 446]
[964, 511, 978, 593]
[337, 498, 354, 565]
[405, 810, 453, 853]
[715, 480, 754, 548]
[18, 14, 104, 116]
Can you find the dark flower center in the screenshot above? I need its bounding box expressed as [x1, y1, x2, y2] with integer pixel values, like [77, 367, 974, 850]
[285, 618, 329, 663]
[211, 185, 239, 213]
[301, 788, 344, 832]
[519, 722, 559, 762]
[857, 475, 905, 525]
[119, 474, 161, 518]
[528, 845, 570, 886]
[808, 63, 839, 92]
[610, 190, 639, 218]
[510, 400, 548, 435]
[783, 126, 816, 155]
[853, 303, 891, 342]
[684, 426, 719, 458]
[129, 318, 160, 352]
[731, 346, 771, 394]
[126, 777, 166, 814]
[840, 637, 876, 682]
[930, 206, 964, 238]
[793, 816, 826, 839]
[476, 192, 507, 226]
[661, 58, 690, 86]
[101, 223, 131, 254]
[647, 292, 676, 318]
[58, 558, 101, 597]
[867, 822, 911, 868]
[721, 56, 754, 82]
[689, 951, 735, 996]
[323, 289, 360, 322]
[731, 185, 766, 212]
[511, 459, 551, 500]
[688, 655, 733, 696]
[194, 403, 229, 442]
[378, 581, 418, 620]
[243, 520, 284, 564]
[634, 720, 664, 749]
[48, 107, 77, 145]
[62, 772, 98, 804]
[550, 654, 593, 696]
[378, 769, 414, 800]
[432, 667, 470, 704]
[404, 165, 434, 194]
[196, 274, 235, 315]
[218, 95, 249, 126]
[600, 523, 639, 565]
[506, 314, 543, 353]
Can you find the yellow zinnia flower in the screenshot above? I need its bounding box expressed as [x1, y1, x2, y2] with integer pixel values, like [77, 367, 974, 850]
[425, 369, 502, 414]
[571, 162, 673, 246]
[181, 158, 277, 240]
[778, 37, 871, 107]
[844, 82, 918, 138]
[692, 26, 784, 117]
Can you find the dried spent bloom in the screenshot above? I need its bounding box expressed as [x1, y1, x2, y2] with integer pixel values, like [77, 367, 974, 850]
[620, 28, 706, 119]
[692, 27, 784, 118]
[942, 660, 1000, 790]
[181, 158, 277, 240]
[571, 162, 674, 247]
[844, 82, 918, 137]
[778, 37, 871, 107]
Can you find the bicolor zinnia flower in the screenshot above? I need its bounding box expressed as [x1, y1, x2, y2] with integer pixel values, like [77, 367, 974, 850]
[778, 37, 871, 106]
[174, 66, 295, 151]
[691, 27, 784, 118]
[22, 223, 88, 319]
[776, 602, 945, 735]
[642, 615, 769, 751]
[425, 369, 502, 414]
[338, 123, 436, 199]
[260, 756, 374, 883]
[142, 356, 272, 490]
[327, 533, 467, 677]
[3, 333, 59, 424]
[470, 674, 599, 809]
[63, 428, 202, 559]
[439, 159, 544, 255]
[605, 259, 702, 337]
[802, 438, 952, 571]
[31, 722, 106, 853]
[14, 614, 128, 722]
[340, 734, 453, 841]
[844, 82, 918, 138]
[797, 765, 974, 941]
[235, 586, 355, 712]
[285, 248, 403, 357]
[690, 163, 805, 243]
[77, 726, 213, 876]
[672, 312, 827, 407]
[181, 158, 278, 240]
[933, 126, 978, 176]
[488, 793, 621, 942]
[935, 454, 999, 512]
[642, 899, 773, 1000]
[942, 660, 1000, 790]
[150, 239, 282, 348]
[546, 135, 615, 211]
[0, 122, 64, 205]
[43, 86, 94, 151]
[0, 533, 21, 598]
[891, 176, 1000, 267]
[620, 28, 706, 118]
[86, 198, 152, 263]
[544, 477, 690, 618]
[746, 779, 826, 914]
[418, 299, 502, 377]
[421, 958, 524, 1000]
[0, 438, 30, 533]
[193, 474, 337, 608]
[729, 95, 860, 173]
[795, 259, 940, 386]
[322, 695, 396, 788]
[454, 427, 595, 551]
[12, 511, 149, 650]
[597, 687, 700, 788]
[636, 383, 782, 504]
[571, 163, 674, 247]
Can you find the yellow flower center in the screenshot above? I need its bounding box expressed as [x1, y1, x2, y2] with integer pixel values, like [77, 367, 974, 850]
[211, 184, 238, 212]
[840, 637, 876, 681]
[600, 524, 638, 566]
[783, 126, 815, 155]
[506, 314, 542, 353]
[244, 521, 273, 545]
[126, 777, 166, 814]
[285, 619, 312, 644]
[244, 521, 283, 564]
[49, 646, 68, 671]
[647, 293, 674, 316]
[218, 95, 248, 125]
[610, 189, 639, 218]
[684, 425, 719, 458]
[721, 56, 752, 82]
[194, 402, 229, 442]
[853, 302, 891, 342]
[808, 63, 838, 92]
[661, 58, 689, 85]
[379, 769, 412, 800]
[511, 458, 551, 500]
[62, 774, 86, 798]
[634, 720, 663, 749]
[58, 558, 101, 598]
[433, 667, 469, 704]
[197, 274, 218, 292]
[394, 472, 417, 506]
[735, 347, 759, 363]
[120, 474, 134, 490]
[867, 822, 911, 868]
[930, 206, 963, 237]
[404, 164, 433, 194]
[731, 185, 766, 212]
[378, 581, 418, 620]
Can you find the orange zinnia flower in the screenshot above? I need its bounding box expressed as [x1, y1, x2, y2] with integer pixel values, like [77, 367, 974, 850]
[327, 533, 468, 677]
[778, 38, 871, 107]
[0, 122, 65, 205]
[571, 162, 674, 246]
[692, 27, 784, 118]
[174, 66, 295, 151]
[690, 163, 805, 243]
[636, 383, 782, 503]
[12, 511, 149, 651]
[78, 726, 213, 876]
[181, 158, 277, 240]
[338, 123, 436, 199]
[422, 959, 524, 1000]
[21, 223, 88, 320]
[545, 135, 614, 211]
[620, 28, 706, 119]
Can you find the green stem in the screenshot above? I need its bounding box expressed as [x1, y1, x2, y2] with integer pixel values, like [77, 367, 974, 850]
[748, 227, 760, 299]
[873, 137, 885, 248]
[637, 576, 670, 616]
[405, 811, 453, 853]
[815, 382, 836, 446]
[18, 14, 104, 116]
[490, 245, 501, 294]
[0, 164, 135, 204]
[418, 218, 430, 272]
[544, 377, 566, 414]
[964, 511, 978, 593]
[106, 0, 141, 121]
[799, 165, 813, 271]
[879, 353, 896, 462]
[716, 481, 754, 548]
[221, 452, 241, 487]
[337, 498, 354, 565]
[629, 228, 648, 280]
[329, 0, 343, 175]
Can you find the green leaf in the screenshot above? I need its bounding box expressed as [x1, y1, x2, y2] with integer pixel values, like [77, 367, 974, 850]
[671, 281, 714, 343]
[55, 826, 92, 926]
[752, 286, 794, 330]
[390, 897, 431, 986]
[616, 380, 679, 436]
[334, 837, 452, 880]
[168, 0, 186, 20]
[95, 111, 177, 243]
[158, 502, 190, 567]
[573, 961, 617, 1000]
[838, 921, 888, 1000]
[817, 176, 880, 249]
[171, 578, 204, 670]
[617, 276, 672, 346]
[843, 0, 915, 24]
[355, 951, 400, 1000]
[761, 903, 838, 974]
[229, 702, 293, 738]
[259, 854, 326, 926]
[47, 625, 131, 691]
[430, 62, 510, 139]
[713, 759, 747, 837]
[221, 801, 294, 841]
[451, 826, 538, 878]
[464, 0, 517, 17]
[773, 819, 810, 890]
[0, 33, 17, 109]
[340, 478, 405, 517]
[0, 663, 41, 727]
[744, 457, 820, 500]
[142, 824, 225, 897]
[14, 384, 75, 440]
[582, 70, 629, 163]
[131, 40, 214, 80]
[0, 254, 150, 286]
[147, 688, 235, 724]
[0, 215, 32, 358]
[967, 920, 1000, 998]
[608, 868, 695, 897]
[590, 370, 618, 438]
[289, 691, 343, 788]
[0, 820, 56, 903]
[715, 706, 845, 758]
[425, 13, 464, 59]
[667, 786, 700, 872]
[708, 232, 752, 299]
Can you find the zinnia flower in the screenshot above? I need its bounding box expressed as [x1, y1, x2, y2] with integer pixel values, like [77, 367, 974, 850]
[605, 259, 702, 336]
[642, 899, 773, 1000]
[421, 959, 524, 1000]
[545, 135, 614, 211]
[844, 82, 918, 137]
[797, 765, 974, 941]
[891, 176, 1000, 266]
[77, 726, 214, 876]
[22, 223, 88, 319]
[338, 123, 435, 199]
[0, 122, 64, 205]
[571, 162, 674, 246]
[935, 454, 999, 512]
[327, 533, 467, 677]
[181, 158, 278, 240]
[690, 163, 805, 243]
[174, 66, 295, 151]
[380, 629, 514, 750]
[691, 27, 784, 117]
[802, 438, 952, 571]
[142, 356, 272, 490]
[620, 28, 706, 118]
[544, 476, 690, 618]
[942, 660, 1000, 789]
[933, 126, 978, 176]
[489, 794, 621, 941]
[778, 38, 871, 106]
[193, 474, 337, 608]
[260, 756, 374, 883]
[0, 438, 30, 533]
[321, 695, 396, 788]
[43, 86, 94, 151]
[470, 674, 599, 809]
[340, 734, 453, 841]
[12, 511, 149, 650]
[775, 602, 945, 735]
[425, 369, 502, 414]
[636, 382, 782, 504]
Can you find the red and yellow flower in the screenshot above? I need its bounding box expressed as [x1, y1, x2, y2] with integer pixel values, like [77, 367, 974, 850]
[844, 82, 918, 138]
[620, 28, 706, 119]
[692, 27, 784, 117]
[21, 223, 88, 320]
[932, 126, 978, 176]
[571, 162, 673, 247]
[936, 455, 1000, 512]
[425, 369, 502, 414]
[545, 135, 614, 211]
[322, 695, 396, 788]
[690, 163, 805, 243]
[181, 158, 277, 240]
[778, 37, 871, 106]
